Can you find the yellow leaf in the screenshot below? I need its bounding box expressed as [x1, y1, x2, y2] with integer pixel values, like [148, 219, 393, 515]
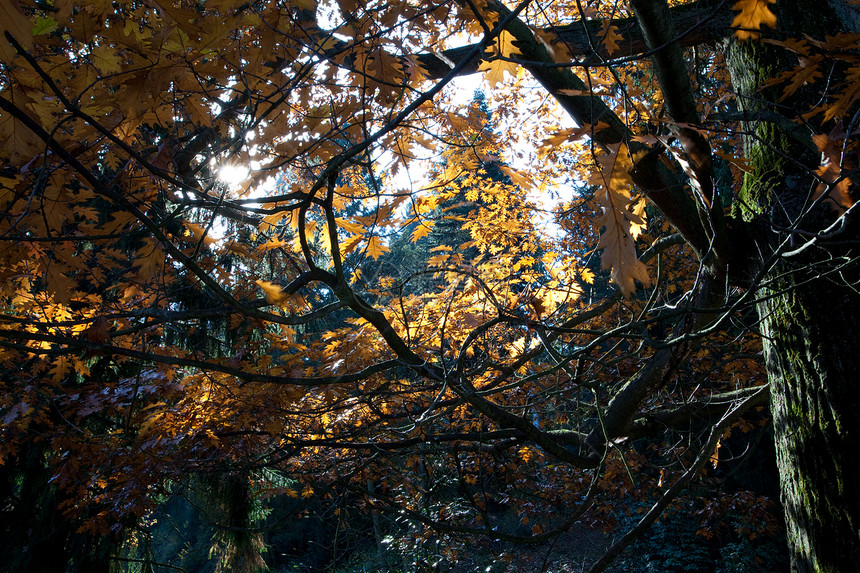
[731, 0, 777, 41]
[366, 236, 389, 260]
[336, 217, 366, 235]
[478, 58, 518, 88]
[540, 122, 613, 149]
[592, 143, 650, 296]
[256, 279, 290, 306]
[427, 254, 449, 267]
[630, 197, 647, 240]
[478, 30, 521, 87]
[494, 30, 522, 59]
[711, 438, 722, 469]
[184, 222, 217, 246]
[259, 213, 284, 232]
[341, 234, 363, 256]
[410, 222, 434, 242]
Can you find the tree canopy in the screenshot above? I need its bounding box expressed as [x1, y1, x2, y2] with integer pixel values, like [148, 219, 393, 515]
[1, 0, 859, 571]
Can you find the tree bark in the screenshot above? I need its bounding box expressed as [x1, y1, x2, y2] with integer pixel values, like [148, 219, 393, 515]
[726, 1, 860, 569]
[758, 261, 860, 572]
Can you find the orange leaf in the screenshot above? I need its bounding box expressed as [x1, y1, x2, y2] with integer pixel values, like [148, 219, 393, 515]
[365, 236, 389, 260]
[731, 0, 777, 41]
[49, 356, 72, 383]
[591, 143, 650, 296]
[184, 222, 217, 246]
[599, 21, 622, 56]
[812, 127, 856, 211]
[410, 222, 434, 242]
[256, 279, 290, 306]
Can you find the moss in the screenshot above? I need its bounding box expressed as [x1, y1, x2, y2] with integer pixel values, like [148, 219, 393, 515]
[735, 121, 790, 219]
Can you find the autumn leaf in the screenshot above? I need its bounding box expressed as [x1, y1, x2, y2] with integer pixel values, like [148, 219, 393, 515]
[492, 29, 521, 60]
[478, 58, 517, 88]
[365, 236, 389, 260]
[591, 143, 650, 296]
[0, 90, 44, 164]
[540, 122, 613, 149]
[598, 21, 622, 56]
[479, 30, 521, 87]
[82, 316, 111, 344]
[731, 0, 777, 41]
[256, 279, 291, 306]
[367, 48, 404, 85]
[761, 53, 824, 102]
[133, 238, 166, 283]
[89, 44, 124, 74]
[336, 217, 366, 236]
[410, 222, 434, 242]
[711, 437, 722, 469]
[534, 29, 573, 64]
[42, 259, 76, 306]
[0, 1, 34, 63]
[184, 222, 217, 246]
[812, 127, 856, 211]
[30, 17, 58, 37]
[49, 355, 72, 383]
[780, 57, 823, 101]
[824, 64, 860, 121]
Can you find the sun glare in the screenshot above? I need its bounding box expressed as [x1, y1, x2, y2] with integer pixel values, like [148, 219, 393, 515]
[217, 164, 250, 188]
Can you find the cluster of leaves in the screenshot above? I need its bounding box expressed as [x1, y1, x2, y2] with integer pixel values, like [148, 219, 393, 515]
[1, 0, 857, 571]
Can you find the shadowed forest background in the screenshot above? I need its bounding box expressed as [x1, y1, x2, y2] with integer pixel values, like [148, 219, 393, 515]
[1, 0, 859, 571]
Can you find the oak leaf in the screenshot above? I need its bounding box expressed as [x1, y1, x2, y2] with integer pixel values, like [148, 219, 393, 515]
[133, 238, 166, 283]
[49, 356, 72, 383]
[410, 222, 434, 242]
[184, 222, 217, 246]
[478, 30, 521, 87]
[598, 21, 622, 56]
[365, 236, 389, 260]
[367, 48, 404, 85]
[731, 0, 777, 41]
[812, 127, 856, 211]
[256, 280, 291, 306]
[591, 143, 650, 296]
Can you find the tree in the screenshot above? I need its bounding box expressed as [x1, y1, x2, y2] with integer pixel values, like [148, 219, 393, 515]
[0, 0, 857, 571]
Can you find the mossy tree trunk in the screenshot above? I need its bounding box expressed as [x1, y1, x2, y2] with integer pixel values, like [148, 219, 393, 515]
[758, 267, 860, 572]
[726, 2, 860, 570]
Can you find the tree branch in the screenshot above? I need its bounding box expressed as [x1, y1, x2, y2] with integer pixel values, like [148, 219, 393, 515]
[413, 0, 733, 78]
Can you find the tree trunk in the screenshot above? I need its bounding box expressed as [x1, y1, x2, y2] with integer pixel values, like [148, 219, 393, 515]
[726, 2, 860, 570]
[759, 264, 860, 572]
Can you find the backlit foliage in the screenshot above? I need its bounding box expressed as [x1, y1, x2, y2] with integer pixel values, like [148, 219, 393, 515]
[0, 0, 856, 570]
